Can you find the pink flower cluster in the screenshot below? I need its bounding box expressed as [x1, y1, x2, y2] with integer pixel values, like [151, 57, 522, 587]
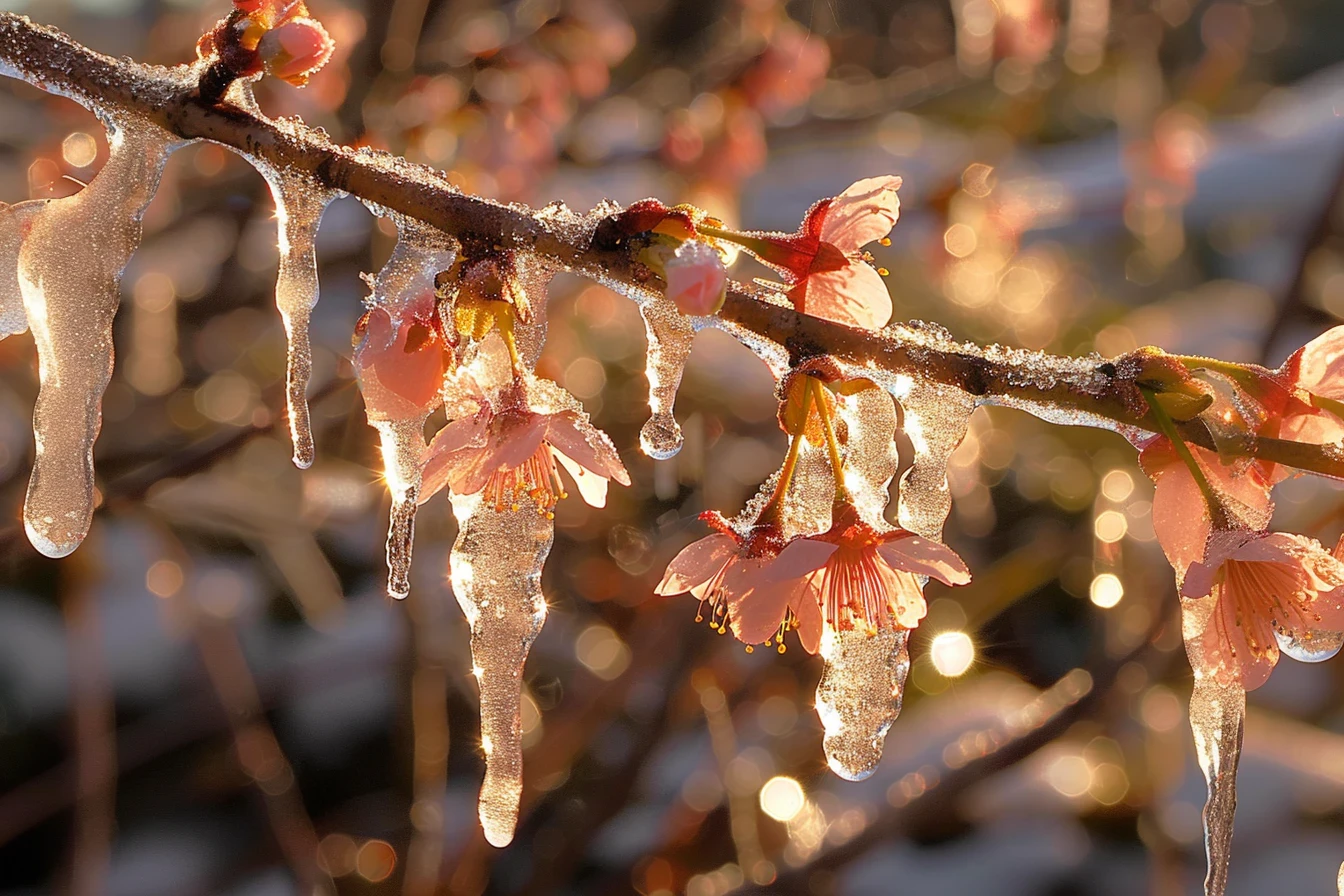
[1138, 326, 1344, 689]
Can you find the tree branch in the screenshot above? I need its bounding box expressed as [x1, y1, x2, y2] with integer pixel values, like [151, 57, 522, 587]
[2, 13, 1342, 476]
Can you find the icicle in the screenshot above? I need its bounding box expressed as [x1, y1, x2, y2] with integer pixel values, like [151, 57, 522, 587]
[375, 417, 427, 600]
[448, 491, 553, 848]
[0, 200, 40, 339]
[360, 217, 457, 599]
[637, 297, 696, 459]
[18, 120, 177, 558]
[1189, 674, 1244, 896]
[891, 379, 975, 540]
[1183, 594, 1245, 896]
[817, 385, 907, 778]
[1337, 860, 1343, 896]
[266, 175, 335, 469]
[815, 627, 910, 780]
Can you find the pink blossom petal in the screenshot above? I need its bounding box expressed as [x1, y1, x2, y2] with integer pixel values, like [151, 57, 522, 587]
[725, 558, 791, 644]
[797, 261, 892, 331]
[1294, 325, 1344, 399]
[656, 534, 737, 596]
[819, 176, 902, 251]
[554, 448, 610, 508]
[788, 579, 824, 654]
[1152, 463, 1213, 573]
[877, 567, 928, 628]
[420, 409, 491, 502]
[545, 412, 630, 486]
[876, 536, 971, 586]
[769, 538, 838, 580]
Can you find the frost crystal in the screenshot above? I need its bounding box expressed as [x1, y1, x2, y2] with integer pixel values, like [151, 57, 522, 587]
[265, 174, 336, 469]
[18, 119, 178, 558]
[360, 216, 457, 598]
[448, 491, 552, 848]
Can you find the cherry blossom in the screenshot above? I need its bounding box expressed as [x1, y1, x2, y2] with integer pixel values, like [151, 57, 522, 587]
[716, 176, 901, 331]
[655, 513, 790, 641]
[1277, 325, 1344, 445]
[732, 504, 969, 653]
[421, 374, 628, 513]
[1181, 530, 1344, 690]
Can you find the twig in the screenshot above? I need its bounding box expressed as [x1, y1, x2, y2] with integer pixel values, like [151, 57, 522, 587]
[0, 15, 1340, 477]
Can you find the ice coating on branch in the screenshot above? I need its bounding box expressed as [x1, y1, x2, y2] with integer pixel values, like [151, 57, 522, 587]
[266, 174, 335, 469]
[638, 297, 696, 459]
[815, 627, 910, 780]
[0, 201, 40, 338]
[815, 385, 909, 778]
[18, 120, 177, 558]
[448, 491, 553, 848]
[358, 216, 457, 598]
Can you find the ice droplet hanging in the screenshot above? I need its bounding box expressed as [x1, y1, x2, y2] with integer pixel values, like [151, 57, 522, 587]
[268, 175, 335, 470]
[18, 120, 177, 558]
[449, 491, 552, 848]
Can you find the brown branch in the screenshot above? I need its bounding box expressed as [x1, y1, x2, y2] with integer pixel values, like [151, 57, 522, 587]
[1, 14, 1342, 477]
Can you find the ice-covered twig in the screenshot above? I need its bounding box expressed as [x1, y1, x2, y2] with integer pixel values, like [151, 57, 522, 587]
[0, 13, 1340, 477]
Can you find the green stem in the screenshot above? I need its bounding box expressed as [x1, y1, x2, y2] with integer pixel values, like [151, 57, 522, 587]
[1140, 386, 1229, 530]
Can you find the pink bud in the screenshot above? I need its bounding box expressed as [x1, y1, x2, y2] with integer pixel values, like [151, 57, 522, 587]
[257, 16, 334, 86]
[665, 240, 727, 317]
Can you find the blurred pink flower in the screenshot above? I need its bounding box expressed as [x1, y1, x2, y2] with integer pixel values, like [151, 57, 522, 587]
[258, 16, 335, 86]
[664, 240, 727, 316]
[1181, 530, 1344, 690]
[727, 176, 901, 330]
[421, 379, 628, 512]
[353, 298, 451, 422]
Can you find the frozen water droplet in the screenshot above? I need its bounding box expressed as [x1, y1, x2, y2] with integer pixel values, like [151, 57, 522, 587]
[449, 491, 554, 848]
[815, 628, 910, 780]
[375, 418, 425, 600]
[636, 298, 695, 459]
[892, 381, 974, 540]
[1275, 627, 1344, 663]
[1337, 859, 1343, 896]
[1189, 674, 1244, 896]
[267, 176, 334, 469]
[18, 120, 176, 557]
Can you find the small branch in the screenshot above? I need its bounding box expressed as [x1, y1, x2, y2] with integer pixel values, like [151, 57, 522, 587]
[1, 14, 1342, 476]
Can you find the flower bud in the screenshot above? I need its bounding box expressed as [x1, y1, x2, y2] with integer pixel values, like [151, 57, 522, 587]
[257, 16, 334, 86]
[664, 240, 727, 317]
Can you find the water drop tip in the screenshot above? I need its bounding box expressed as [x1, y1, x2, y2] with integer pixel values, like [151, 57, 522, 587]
[23, 522, 81, 559]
